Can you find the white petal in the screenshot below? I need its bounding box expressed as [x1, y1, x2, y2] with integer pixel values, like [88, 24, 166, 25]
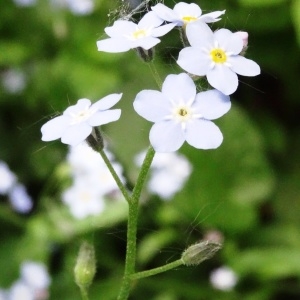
[131, 36, 160, 50]
[194, 90, 231, 120]
[173, 2, 202, 18]
[207, 65, 238, 95]
[151, 23, 176, 37]
[64, 98, 91, 116]
[186, 119, 223, 149]
[138, 11, 163, 28]
[149, 121, 185, 152]
[91, 93, 122, 111]
[61, 123, 92, 146]
[41, 116, 70, 141]
[185, 21, 214, 48]
[133, 90, 170, 122]
[151, 3, 178, 23]
[199, 10, 225, 23]
[214, 29, 243, 54]
[88, 109, 121, 126]
[230, 56, 261, 76]
[97, 38, 132, 53]
[162, 73, 196, 105]
[177, 47, 211, 76]
[105, 20, 136, 38]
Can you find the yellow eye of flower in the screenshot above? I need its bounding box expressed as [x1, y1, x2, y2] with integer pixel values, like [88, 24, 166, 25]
[182, 16, 198, 23]
[132, 29, 147, 39]
[210, 49, 227, 63]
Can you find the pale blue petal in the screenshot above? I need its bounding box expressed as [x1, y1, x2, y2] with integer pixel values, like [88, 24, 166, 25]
[152, 23, 176, 37]
[199, 10, 225, 23]
[151, 3, 178, 23]
[173, 2, 202, 18]
[97, 38, 131, 53]
[214, 29, 243, 54]
[133, 90, 170, 122]
[64, 99, 91, 116]
[207, 65, 238, 95]
[88, 109, 121, 126]
[61, 123, 92, 146]
[105, 20, 136, 37]
[230, 56, 261, 76]
[186, 119, 223, 149]
[91, 93, 122, 111]
[41, 116, 70, 141]
[139, 11, 163, 28]
[177, 47, 211, 76]
[194, 90, 231, 120]
[185, 22, 214, 48]
[162, 73, 196, 105]
[149, 121, 185, 152]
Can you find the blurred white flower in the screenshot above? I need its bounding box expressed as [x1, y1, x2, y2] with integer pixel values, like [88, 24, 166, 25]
[20, 261, 51, 290]
[1, 69, 26, 94]
[210, 266, 238, 291]
[8, 184, 33, 214]
[13, 0, 36, 7]
[66, 0, 94, 15]
[0, 290, 7, 300]
[0, 161, 17, 195]
[9, 281, 34, 300]
[135, 151, 192, 200]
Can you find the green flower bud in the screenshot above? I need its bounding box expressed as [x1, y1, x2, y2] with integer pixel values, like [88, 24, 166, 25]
[181, 240, 222, 266]
[74, 241, 96, 289]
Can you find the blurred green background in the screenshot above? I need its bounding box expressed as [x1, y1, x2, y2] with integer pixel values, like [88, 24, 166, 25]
[1, 0, 300, 299]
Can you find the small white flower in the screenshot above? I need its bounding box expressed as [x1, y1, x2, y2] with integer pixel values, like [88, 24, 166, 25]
[96, 11, 175, 53]
[210, 266, 238, 291]
[152, 2, 225, 27]
[20, 261, 51, 290]
[41, 94, 122, 146]
[177, 22, 260, 95]
[135, 151, 192, 199]
[1, 69, 26, 94]
[0, 161, 17, 195]
[133, 73, 231, 152]
[66, 0, 94, 15]
[9, 281, 34, 300]
[62, 182, 105, 219]
[8, 184, 33, 214]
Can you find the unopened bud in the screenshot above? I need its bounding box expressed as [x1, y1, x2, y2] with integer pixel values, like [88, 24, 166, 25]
[135, 47, 154, 62]
[181, 240, 222, 266]
[74, 242, 96, 288]
[86, 127, 104, 152]
[234, 31, 248, 55]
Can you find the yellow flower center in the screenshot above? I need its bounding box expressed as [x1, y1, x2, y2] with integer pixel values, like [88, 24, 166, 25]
[210, 48, 227, 63]
[182, 16, 198, 24]
[173, 105, 192, 122]
[132, 29, 147, 40]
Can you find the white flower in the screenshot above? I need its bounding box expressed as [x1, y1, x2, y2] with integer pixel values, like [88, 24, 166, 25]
[20, 261, 51, 290]
[96, 11, 175, 53]
[9, 281, 34, 300]
[0, 161, 17, 195]
[62, 182, 105, 219]
[177, 22, 260, 95]
[1, 69, 26, 94]
[133, 73, 231, 152]
[41, 94, 122, 146]
[210, 266, 238, 291]
[135, 151, 192, 199]
[8, 184, 33, 214]
[151, 2, 225, 27]
[66, 0, 94, 15]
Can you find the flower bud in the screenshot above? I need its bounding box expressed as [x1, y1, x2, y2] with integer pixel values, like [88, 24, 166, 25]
[86, 127, 104, 152]
[234, 31, 248, 55]
[181, 240, 222, 266]
[74, 242, 96, 288]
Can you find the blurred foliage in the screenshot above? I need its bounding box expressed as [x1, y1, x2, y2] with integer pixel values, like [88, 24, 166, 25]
[0, 0, 300, 299]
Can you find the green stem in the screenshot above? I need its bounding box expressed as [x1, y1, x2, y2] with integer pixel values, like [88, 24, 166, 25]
[148, 62, 162, 89]
[129, 259, 183, 280]
[79, 286, 89, 300]
[98, 149, 130, 202]
[117, 146, 155, 300]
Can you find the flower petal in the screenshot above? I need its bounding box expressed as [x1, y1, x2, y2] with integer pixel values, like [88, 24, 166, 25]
[186, 119, 223, 149]
[162, 73, 196, 105]
[64, 98, 91, 116]
[149, 121, 185, 152]
[185, 21, 214, 48]
[194, 90, 231, 120]
[177, 47, 211, 76]
[105, 20, 136, 37]
[138, 11, 163, 28]
[133, 90, 170, 122]
[41, 116, 70, 141]
[151, 3, 178, 23]
[88, 109, 121, 126]
[97, 38, 132, 53]
[199, 10, 225, 23]
[207, 65, 238, 95]
[131, 36, 160, 50]
[230, 56, 261, 76]
[91, 93, 122, 111]
[61, 123, 92, 146]
[173, 2, 202, 18]
[214, 29, 243, 54]
[151, 23, 176, 37]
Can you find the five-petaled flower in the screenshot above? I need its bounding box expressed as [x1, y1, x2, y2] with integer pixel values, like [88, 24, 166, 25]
[133, 73, 231, 152]
[96, 11, 175, 53]
[41, 94, 122, 146]
[152, 2, 225, 27]
[177, 22, 260, 95]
